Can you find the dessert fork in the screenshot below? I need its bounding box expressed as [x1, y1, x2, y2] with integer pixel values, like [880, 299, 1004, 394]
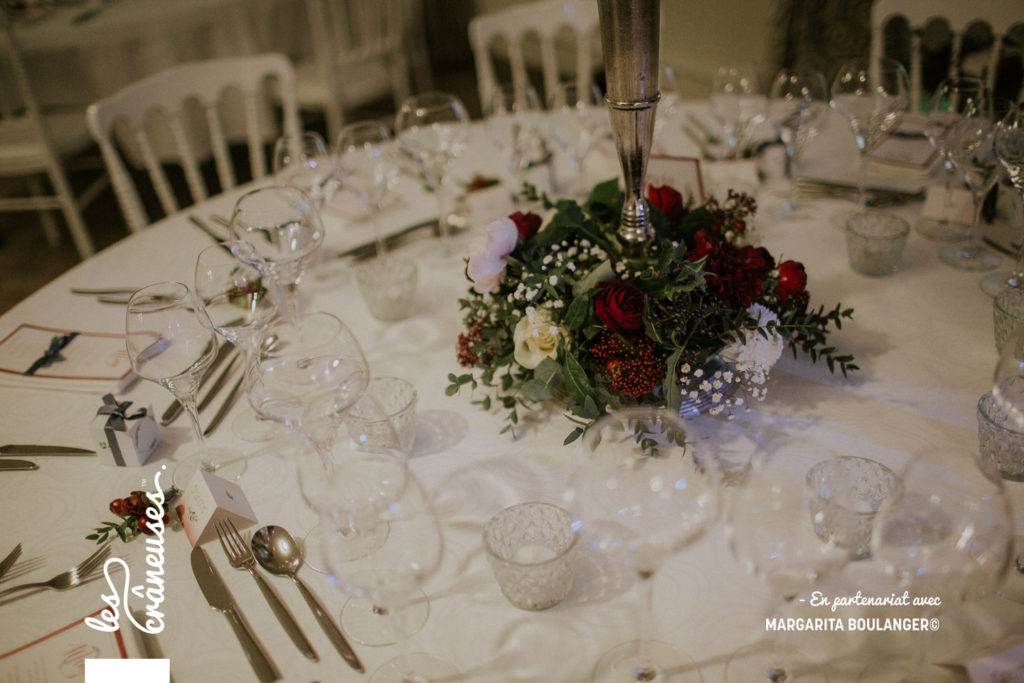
[0, 544, 110, 597]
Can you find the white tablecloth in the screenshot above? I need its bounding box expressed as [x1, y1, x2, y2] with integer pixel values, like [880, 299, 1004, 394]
[0, 104, 1022, 682]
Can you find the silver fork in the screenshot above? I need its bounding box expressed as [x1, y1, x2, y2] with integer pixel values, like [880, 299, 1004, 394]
[215, 520, 318, 661]
[0, 544, 110, 597]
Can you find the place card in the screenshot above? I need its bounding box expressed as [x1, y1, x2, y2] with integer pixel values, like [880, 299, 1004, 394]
[175, 470, 258, 547]
[647, 155, 706, 202]
[966, 642, 1024, 682]
[0, 609, 129, 680]
[0, 324, 135, 393]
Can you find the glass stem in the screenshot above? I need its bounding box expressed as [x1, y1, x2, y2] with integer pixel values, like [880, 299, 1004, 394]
[181, 396, 214, 471]
[388, 600, 417, 680]
[1013, 193, 1024, 286]
[856, 148, 869, 210]
[636, 572, 657, 680]
[966, 194, 985, 258]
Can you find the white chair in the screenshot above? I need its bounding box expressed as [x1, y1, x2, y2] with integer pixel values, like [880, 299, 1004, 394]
[870, 0, 1024, 112]
[86, 54, 301, 233]
[468, 0, 601, 113]
[297, 0, 413, 143]
[0, 22, 95, 259]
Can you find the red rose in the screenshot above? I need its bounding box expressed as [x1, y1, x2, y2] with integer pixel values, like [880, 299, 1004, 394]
[509, 211, 542, 241]
[647, 185, 684, 222]
[686, 230, 774, 309]
[776, 260, 807, 305]
[594, 281, 645, 337]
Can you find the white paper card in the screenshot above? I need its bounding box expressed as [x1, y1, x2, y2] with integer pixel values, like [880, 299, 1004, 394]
[921, 186, 975, 225]
[0, 324, 135, 392]
[0, 610, 130, 679]
[647, 155, 705, 202]
[966, 643, 1024, 682]
[176, 470, 258, 546]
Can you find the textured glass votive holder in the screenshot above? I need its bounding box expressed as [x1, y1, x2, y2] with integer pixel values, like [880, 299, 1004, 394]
[482, 502, 578, 610]
[977, 385, 1024, 482]
[806, 456, 901, 560]
[845, 211, 910, 276]
[994, 287, 1024, 353]
[356, 255, 418, 322]
[345, 376, 417, 455]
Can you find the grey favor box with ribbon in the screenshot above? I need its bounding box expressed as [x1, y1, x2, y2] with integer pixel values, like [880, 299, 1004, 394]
[89, 394, 161, 466]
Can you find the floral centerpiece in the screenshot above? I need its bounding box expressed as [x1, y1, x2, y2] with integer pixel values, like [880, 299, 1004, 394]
[447, 180, 857, 443]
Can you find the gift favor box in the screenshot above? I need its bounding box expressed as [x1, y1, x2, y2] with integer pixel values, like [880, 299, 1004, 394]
[89, 393, 161, 466]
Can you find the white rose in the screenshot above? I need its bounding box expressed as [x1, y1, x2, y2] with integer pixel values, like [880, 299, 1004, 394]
[466, 217, 519, 294]
[512, 307, 565, 369]
[719, 303, 784, 374]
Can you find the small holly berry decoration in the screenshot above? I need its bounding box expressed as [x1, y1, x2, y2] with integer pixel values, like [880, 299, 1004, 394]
[87, 487, 179, 544]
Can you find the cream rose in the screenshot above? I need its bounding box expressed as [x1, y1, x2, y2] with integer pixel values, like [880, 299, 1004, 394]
[467, 217, 519, 294]
[719, 303, 784, 374]
[512, 307, 565, 369]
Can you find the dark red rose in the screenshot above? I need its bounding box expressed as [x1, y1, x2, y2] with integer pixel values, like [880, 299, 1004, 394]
[509, 211, 542, 241]
[686, 230, 773, 309]
[776, 260, 807, 305]
[594, 281, 645, 337]
[647, 185, 684, 222]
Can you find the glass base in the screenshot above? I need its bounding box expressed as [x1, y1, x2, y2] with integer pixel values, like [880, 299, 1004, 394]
[302, 521, 389, 574]
[341, 591, 429, 646]
[231, 411, 286, 443]
[592, 640, 702, 683]
[979, 272, 1022, 298]
[914, 217, 970, 242]
[726, 641, 829, 682]
[938, 244, 1000, 271]
[171, 448, 246, 489]
[369, 653, 460, 683]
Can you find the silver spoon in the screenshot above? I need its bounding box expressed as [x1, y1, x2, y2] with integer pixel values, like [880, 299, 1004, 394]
[250, 525, 364, 673]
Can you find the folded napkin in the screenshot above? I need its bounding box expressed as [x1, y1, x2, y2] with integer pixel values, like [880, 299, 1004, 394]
[0, 323, 136, 394]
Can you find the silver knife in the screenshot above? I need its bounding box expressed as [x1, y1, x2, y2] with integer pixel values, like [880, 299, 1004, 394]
[190, 546, 281, 682]
[161, 342, 235, 426]
[0, 543, 21, 579]
[0, 445, 95, 456]
[0, 460, 38, 471]
[335, 218, 440, 261]
[196, 352, 241, 413]
[203, 374, 244, 437]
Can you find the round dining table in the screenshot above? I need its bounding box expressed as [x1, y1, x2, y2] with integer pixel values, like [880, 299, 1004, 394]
[0, 101, 1021, 683]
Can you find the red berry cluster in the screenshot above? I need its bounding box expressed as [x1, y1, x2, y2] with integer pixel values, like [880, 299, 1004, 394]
[109, 491, 169, 535]
[88, 487, 179, 544]
[589, 331, 665, 399]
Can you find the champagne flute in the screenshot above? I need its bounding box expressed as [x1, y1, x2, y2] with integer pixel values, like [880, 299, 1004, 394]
[395, 92, 469, 250]
[272, 131, 340, 210]
[336, 120, 399, 260]
[915, 77, 986, 242]
[709, 63, 767, 159]
[563, 406, 720, 683]
[829, 57, 909, 215]
[980, 104, 1024, 295]
[319, 452, 458, 682]
[193, 245, 280, 443]
[766, 67, 828, 219]
[548, 80, 607, 199]
[485, 82, 542, 202]
[229, 185, 324, 329]
[125, 281, 244, 486]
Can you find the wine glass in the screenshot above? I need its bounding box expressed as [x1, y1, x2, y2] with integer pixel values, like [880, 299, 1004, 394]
[319, 452, 458, 682]
[485, 82, 543, 203]
[336, 120, 400, 260]
[192, 245, 280, 443]
[829, 57, 910, 215]
[229, 185, 324, 329]
[395, 92, 469, 249]
[725, 460, 851, 682]
[860, 448, 1013, 681]
[125, 281, 244, 486]
[980, 103, 1024, 296]
[709, 63, 767, 159]
[915, 77, 986, 242]
[938, 101, 1008, 271]
[548, 80, 607, 199]
[766, 67, 828, 219]
[562, 406, 720, 683]
[272, 131, 340, 210]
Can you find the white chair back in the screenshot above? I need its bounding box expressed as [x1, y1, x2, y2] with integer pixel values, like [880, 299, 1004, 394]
[86, 54, 301, 233]
[870, 0, 1024, 112]
[469, 0, 601, 112]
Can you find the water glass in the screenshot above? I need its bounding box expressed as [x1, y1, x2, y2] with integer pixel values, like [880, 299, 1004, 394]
[345, 376, 418, 455]
[978, 386, 1024, 481]
[482, 502, 578, 610]
[356, 255, 418, 322]
[845, 210, 910, 276]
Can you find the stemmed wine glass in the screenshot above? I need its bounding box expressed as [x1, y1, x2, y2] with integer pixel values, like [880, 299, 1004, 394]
[395, 92, 469, 251]
[725, 460, 852, 682]
[859, 448, 1013, 681]
[829, 57, 910, 215]
[229, 185, 324, 329]
[915, 77, 986, 242]
[709, 63, 767, 159]
[485, 82, 543, 203]
[563, 406, 720, 683]
[548, 80, 607, 199]
[938, 101, 1008, 271]
[980, 103, 1024, 296]
[766, 67, 828, 219]
[272, 131, 340, 210]
[125, 281, 244, 486]
[193, 245, 280, 443]
[336, 120, 400, 260]
[319, 451, 458, 682]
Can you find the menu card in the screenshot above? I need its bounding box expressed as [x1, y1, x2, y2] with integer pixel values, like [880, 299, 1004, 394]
[0, 610, 128, 680]
[0, 324, 135, 393]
